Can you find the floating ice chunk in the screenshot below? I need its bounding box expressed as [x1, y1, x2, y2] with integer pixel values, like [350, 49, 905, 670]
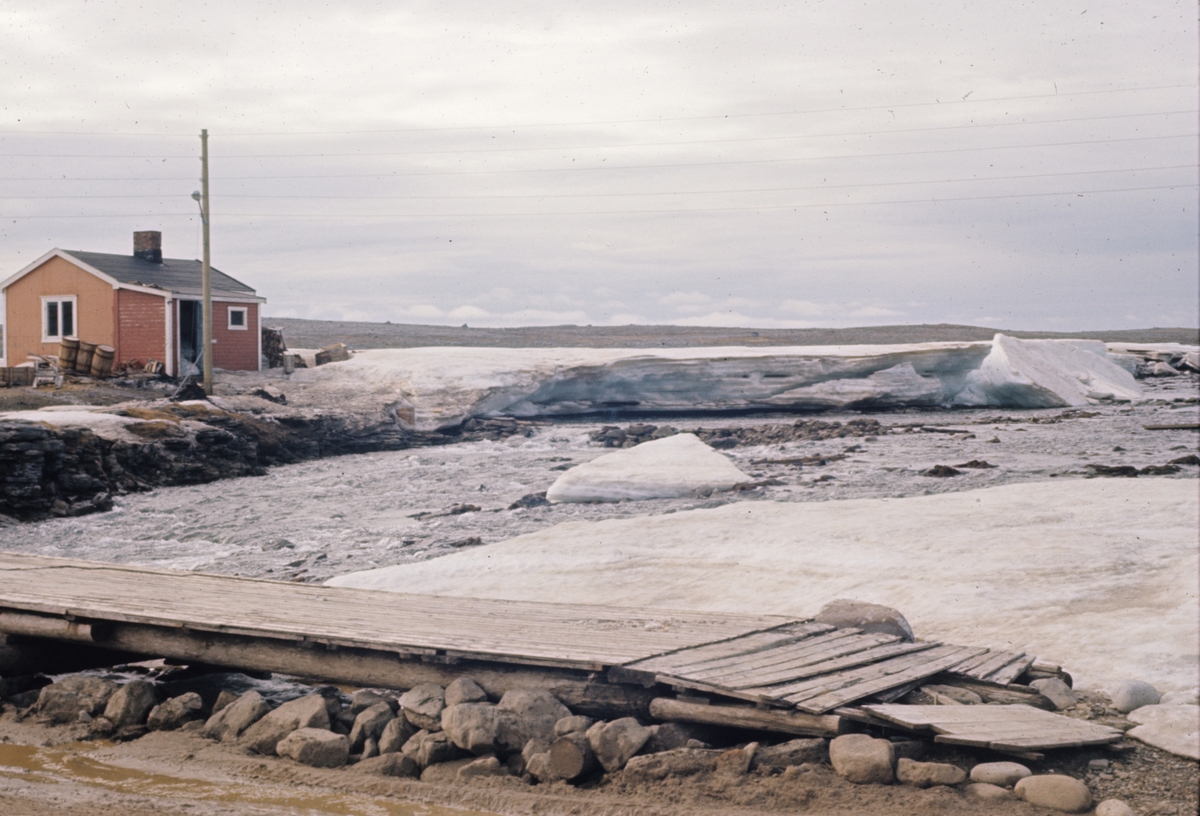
[955, 334, 1141, 407]
[327, 479, 1198, 692]
[545, 433, 750, 503]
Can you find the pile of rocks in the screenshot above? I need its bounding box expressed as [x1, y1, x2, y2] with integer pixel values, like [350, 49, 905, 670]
[9, 668, 1189, 812]
[589, 418, 885, 450]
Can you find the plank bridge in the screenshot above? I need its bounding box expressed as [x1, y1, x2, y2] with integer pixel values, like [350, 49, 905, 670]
[0, 552, 1121, 755]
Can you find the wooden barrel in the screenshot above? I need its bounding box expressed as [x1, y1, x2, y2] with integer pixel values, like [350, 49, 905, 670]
[75, 341, 96, 374]
[89, 345, 115, 378]
[58, 337, 79, 370]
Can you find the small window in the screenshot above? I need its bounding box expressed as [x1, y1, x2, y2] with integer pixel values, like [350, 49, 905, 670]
[227, 307, 248, 330]
[42, 296, 77, 342]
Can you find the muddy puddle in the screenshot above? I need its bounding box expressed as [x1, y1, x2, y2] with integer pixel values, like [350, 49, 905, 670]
[0, 741, 497, 816]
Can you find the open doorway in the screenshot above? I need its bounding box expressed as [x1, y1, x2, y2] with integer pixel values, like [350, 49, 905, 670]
[178, 300, 202, 374]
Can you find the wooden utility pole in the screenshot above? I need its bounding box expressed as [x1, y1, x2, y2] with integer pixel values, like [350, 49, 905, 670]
[199, 129, 213, 395]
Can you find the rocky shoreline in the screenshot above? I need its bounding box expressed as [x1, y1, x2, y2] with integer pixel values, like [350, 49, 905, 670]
[0, 400, 536, 523]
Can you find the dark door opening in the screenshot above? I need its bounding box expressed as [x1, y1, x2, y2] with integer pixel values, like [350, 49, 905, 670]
[179, 301, 203, 372]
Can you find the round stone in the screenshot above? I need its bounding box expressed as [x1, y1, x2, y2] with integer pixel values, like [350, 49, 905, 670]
[969, 761, 1031, 787]
[1014, 774, 1093, 813]
[1110, 680, 1161, 713]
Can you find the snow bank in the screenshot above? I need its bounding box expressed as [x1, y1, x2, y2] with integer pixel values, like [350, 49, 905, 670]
[546, 433, 750, 503]
[1126, 704, 1200, 760]
[328, 478, 1199, 692]
[0, 408, 140, 440]
[277, 334, 1142, 429]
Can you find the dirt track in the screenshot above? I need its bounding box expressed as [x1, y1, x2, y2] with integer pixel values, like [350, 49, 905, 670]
[0, 709, 1196, 816]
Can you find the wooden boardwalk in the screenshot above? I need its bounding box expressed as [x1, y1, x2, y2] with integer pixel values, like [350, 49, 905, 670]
[0, 552, 1052, 720]
[0, 553, 789, 671]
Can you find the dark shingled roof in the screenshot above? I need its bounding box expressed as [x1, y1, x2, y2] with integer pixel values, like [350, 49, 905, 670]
[63, 251, 258, 299]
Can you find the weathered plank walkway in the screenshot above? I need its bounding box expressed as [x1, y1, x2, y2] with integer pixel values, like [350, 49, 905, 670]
[0, 552, 1061, 729]
[0, 552, 789, 671]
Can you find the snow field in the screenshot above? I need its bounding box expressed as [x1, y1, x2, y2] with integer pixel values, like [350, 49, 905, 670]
[329, 478, 1200, 693]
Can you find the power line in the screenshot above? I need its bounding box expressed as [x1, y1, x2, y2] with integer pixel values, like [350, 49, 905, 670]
[0, 134, 1195, 183]
[3, 184, 1193, 220]
[0, 83, 1193, 137]
[0, 110, 1192, 160]
[3, 165, 1193, 201]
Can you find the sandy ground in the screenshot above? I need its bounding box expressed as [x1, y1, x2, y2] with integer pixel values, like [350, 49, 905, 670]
[0, 706, 1196, 816]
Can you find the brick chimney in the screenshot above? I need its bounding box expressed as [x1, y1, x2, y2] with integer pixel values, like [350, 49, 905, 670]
[133, 231, 162, 263]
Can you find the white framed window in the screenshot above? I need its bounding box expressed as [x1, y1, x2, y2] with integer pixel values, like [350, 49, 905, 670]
[227, 306, 248, 330]
[41, 295, 77, 342]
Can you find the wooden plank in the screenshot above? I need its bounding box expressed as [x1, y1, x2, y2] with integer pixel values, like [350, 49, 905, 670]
[784, 646, 984, 713]
[963, 650, 1027, 680]
[945, 651, 994, 674]
[689, 632, 898, 684]
[671, 629, 869, 678]
[627, 622, 834, 673]
[649, 697, 844, 737]
[864, 704, 1122, 752]
[983, 654, 1037, 686]
[767, 644, 964, 702]
[731, 641, 938, 690]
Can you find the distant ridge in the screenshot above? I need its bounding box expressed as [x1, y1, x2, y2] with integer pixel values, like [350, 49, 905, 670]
[264, 318, 1199, 350]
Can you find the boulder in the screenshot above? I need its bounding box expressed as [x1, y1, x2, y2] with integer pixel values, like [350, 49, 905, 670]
[964, 782, 1014, 800]
[211, 690, 238, 715]
[513, 738, 552, 777]
[399, 683, 445, 730]
[622, 748, 721, 782]
[815, 599, 914, 642]
[1095, 800, 1135, 816]
[444, 677, 488, 708]
[496, 689, 571, 754]
[240, 694, 331, 755]
[401, 729, 461, 767]
[276, 728, 350, 768]
[348, 701, 394, 752]
[37, 676, 118, 724]
[640, 722, 703, 754]
[349, 752, 420, 778]
[458, 755, 507, 779]
[442, 703, 502, 755]
[349, 689, 396, 716]
[969, 761, 1031, 787]
[586, 718, 653, 773]
[361, 738, 379, 759]
[714, 743, 756, 776]
[1030, 678, 1079, 710]
[553, 715, 595, 737]
[1109, 680, 1161, 713]
[751, 738, 827, 771]
[895, 758, 966, 787]
[147, 692, 204, 731]
[1014, 775, 1093, 813]
[378, 715, 417, 754]
[421, 757, 480, 783]
[523, 751, 552, 782]
[103, 680, 158, 729]
[829, 734, 895, 784]
[202, 690, 271, 742]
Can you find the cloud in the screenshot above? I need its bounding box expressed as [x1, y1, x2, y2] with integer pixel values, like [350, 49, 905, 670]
[0, 2, 1194, 331]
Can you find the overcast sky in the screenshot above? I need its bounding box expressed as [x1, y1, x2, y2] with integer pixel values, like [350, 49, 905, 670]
[1, 1, 1196, 330]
